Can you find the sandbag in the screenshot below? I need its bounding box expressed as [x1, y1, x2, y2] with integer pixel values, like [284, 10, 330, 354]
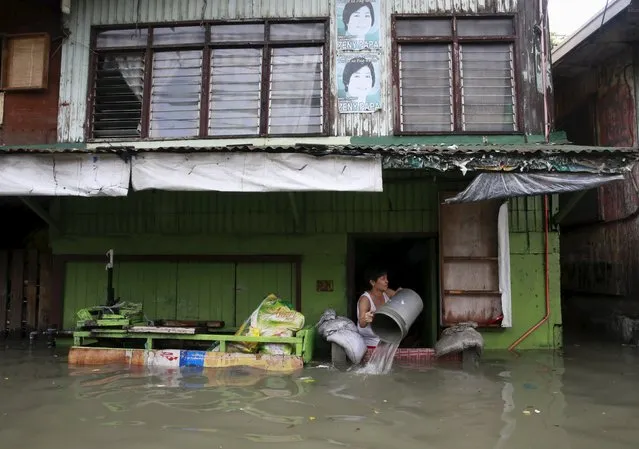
[435, 322, 484, 358]
[327, 329, 367, 365]
[316, 309, 366, 365]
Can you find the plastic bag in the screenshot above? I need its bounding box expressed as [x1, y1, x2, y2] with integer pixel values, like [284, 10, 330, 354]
[228, 294, 305, 355]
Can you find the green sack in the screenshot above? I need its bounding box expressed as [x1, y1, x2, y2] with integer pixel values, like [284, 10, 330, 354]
[228, 294, 305, 355]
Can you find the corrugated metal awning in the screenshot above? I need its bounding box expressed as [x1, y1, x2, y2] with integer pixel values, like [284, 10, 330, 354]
[1, 142, 638, 175]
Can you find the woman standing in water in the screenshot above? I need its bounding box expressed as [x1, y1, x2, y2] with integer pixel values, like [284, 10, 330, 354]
[357, 269, 401, 348]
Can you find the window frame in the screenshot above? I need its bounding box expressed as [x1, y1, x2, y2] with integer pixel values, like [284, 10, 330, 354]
[391, 13, 522, 136]
[86, 19, 330, 141]
[0, 32, 51, 92]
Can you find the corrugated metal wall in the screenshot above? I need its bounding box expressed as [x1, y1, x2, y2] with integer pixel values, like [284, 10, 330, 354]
[59, 0, 519, 142]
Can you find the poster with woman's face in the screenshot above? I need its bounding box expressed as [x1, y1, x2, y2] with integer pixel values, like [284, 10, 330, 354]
[337, 53, 381, 114]
[336, 0, 381, 51]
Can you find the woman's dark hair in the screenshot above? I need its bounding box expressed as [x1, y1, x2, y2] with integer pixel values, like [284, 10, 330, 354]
[365, 268, 387, 285]
[342, 1, 375, 30]
[342, 57, 375, 92]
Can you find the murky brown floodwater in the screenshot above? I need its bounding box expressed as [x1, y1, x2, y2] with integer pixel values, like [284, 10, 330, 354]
[1, 342, 638, 449]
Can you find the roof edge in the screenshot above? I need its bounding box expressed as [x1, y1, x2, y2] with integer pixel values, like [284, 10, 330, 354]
[552, 0, 631, 64]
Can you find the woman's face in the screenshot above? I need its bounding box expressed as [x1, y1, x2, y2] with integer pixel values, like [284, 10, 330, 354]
[370, 274, 389, 292]
[348, 66, 373, 99]
[346, 6, 373, 37]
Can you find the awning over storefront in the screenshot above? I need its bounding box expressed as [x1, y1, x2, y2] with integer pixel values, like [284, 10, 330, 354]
[0, 154, 129, 197]
[1, 141, 637, 196]
[445, 172, 628, 204]
[130, 152, 383, 192]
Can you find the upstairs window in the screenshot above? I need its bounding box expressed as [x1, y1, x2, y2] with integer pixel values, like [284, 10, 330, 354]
[89, 21, 327, 139]
[393, 16, 518, 134]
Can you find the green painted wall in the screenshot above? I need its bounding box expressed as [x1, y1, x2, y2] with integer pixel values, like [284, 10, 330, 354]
[51, 179, 562, 350]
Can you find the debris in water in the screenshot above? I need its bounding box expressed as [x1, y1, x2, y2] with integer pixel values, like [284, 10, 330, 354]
[299, 377, 315, 383]
[523, 406, 541, 416]
[326, 415, 366, 422]
[103, 402, 128, 412]
[162, 425, 218, 433]
[327, 439, 350, 446]
[244, 434, 304, 443]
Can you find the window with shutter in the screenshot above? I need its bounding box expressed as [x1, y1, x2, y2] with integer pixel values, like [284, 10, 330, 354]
[394, 16, 518, 134]
[0, 33, 50, 91]
[89, 21, 327, 140]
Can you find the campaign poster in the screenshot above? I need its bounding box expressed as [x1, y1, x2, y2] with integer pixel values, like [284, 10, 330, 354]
[336, 0, 381, 52]
[337, 52, 381, 114]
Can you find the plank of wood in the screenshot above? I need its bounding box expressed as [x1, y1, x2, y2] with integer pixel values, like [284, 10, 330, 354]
[129, 326, 196, 335]
[25, 250, 39, 330]
[8, 250, 25, 333]
[0, 251, 8, 333]
[37, 253, 52, 330]
[158, 319, 225, 328]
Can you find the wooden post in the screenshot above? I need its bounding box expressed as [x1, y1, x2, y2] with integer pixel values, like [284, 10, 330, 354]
[0, 251, 8, 335]
[9, 250, 25, 335]
[38, 254, 52, 331]
[25, 250, 39, 331]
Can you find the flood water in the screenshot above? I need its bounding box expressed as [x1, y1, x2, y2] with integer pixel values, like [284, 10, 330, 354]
[1, 342, 638, 449]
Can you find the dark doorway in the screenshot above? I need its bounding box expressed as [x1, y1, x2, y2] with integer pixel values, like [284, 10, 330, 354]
[348, 234, 439, 347]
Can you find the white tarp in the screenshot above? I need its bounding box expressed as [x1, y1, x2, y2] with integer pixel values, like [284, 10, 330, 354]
[0, 154, 130, 197]
[131, 152, 383, 192]
[498, 202, 512, 328]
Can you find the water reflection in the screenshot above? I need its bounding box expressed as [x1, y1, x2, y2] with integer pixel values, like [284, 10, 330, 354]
[1, 345, 639, 448]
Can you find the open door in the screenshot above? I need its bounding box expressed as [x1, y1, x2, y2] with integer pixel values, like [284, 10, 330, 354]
[439, 193, 504, 327]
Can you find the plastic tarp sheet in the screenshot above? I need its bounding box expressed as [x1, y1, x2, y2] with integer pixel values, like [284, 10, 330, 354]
[0, 154, 130, 197]
[131, 152, 383, 192]
[498, 202, 512, 328]
[445, 172, 626, 204]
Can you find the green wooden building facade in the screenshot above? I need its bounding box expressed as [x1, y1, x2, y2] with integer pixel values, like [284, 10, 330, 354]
[50, 177, 562, 350]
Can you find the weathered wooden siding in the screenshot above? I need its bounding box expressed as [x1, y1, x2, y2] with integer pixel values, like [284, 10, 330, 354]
[0, 250, 54, 334]
[55, 186, 545, 238]
[56, 182, 441, 235]
[52, 187, 561, 349]
[557, 47, 639, 298]
[58, 0, 538, 142]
